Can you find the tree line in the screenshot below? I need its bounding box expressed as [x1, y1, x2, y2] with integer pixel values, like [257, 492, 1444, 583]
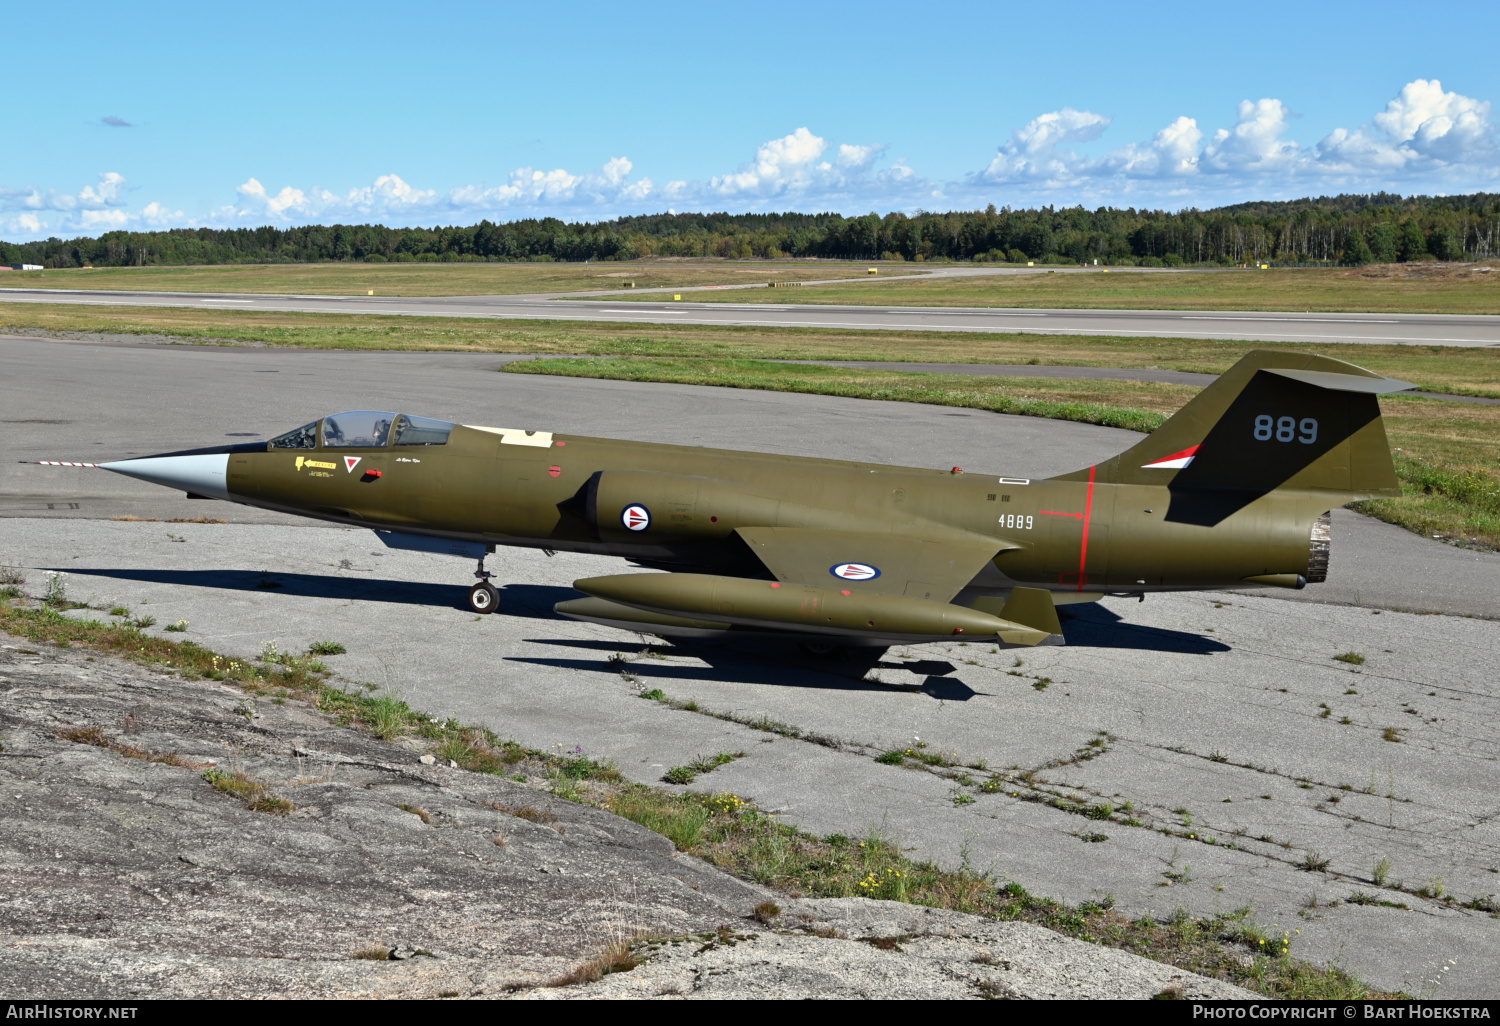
[5, 193, 1499, 269]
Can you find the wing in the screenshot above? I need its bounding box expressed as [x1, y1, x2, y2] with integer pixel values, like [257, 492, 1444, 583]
[735, 526, 1012, 603]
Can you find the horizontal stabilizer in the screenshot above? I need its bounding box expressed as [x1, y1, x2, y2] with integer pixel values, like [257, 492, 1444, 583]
[1262, 368, 1413, 394]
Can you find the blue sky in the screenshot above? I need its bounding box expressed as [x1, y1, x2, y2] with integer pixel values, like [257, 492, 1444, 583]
[3, 0, 1497, 239]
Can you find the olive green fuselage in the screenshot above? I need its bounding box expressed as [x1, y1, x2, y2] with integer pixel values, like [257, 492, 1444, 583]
[229, 424, 1324, 596]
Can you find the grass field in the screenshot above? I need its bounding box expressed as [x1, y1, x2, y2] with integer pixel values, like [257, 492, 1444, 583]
[597, 262, 1500, 315]
[4, 300, 1496, 396]
[3, 300, 1496, 548]
[0, 260, 918, 297]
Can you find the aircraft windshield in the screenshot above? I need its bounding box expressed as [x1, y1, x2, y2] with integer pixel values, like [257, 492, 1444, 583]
[393, 414, 454, 446]
[323, 411, 395, 448]
[267, 421, 319, 449]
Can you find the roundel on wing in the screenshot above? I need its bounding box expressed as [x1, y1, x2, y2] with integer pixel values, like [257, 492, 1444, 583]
[621, 503, 652, 531]
[830, 562, 880, 581]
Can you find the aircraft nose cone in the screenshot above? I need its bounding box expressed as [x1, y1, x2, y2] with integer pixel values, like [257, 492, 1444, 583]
[98, 453, 231, 500]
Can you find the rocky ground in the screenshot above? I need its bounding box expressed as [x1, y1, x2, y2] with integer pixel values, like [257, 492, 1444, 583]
[0, 638, 1251, 999]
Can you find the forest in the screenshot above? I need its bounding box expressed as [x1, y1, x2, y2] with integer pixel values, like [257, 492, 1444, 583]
[5, 192, 1498, 269]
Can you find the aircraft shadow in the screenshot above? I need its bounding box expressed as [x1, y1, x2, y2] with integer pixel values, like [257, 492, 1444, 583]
[1060, 605, 1231, 654]
[510, 641, 992, 699]
[58, 567, 472, 611]
[55, 569, 580, 617]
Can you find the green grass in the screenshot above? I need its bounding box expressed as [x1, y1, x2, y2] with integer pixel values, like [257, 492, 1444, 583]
[506, 356, 1175, 432]
[202, 767, 294, 815]
[1, 260, 918, 297]
[595, 261, 1500, 315]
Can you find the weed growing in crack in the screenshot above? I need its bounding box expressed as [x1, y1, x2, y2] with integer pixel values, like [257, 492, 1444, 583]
[1373, 857, 1392, 887]
[753, 901, 781, 924]
[202, 768, 293, 815]
[399, 804, 434, 824]
[1301, 852, 1332, 872]
[1348, 892, 1408, 910]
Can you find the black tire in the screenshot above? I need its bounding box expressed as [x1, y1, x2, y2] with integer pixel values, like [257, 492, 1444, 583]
[800, 640, 839, 657]
[468, 582, 499, 614]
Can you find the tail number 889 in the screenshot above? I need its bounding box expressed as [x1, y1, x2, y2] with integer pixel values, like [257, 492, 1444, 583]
[1254, 415, 1317, 443]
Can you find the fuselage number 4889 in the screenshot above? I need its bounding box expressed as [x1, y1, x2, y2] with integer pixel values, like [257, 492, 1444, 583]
[1254, 415, 1317, 444]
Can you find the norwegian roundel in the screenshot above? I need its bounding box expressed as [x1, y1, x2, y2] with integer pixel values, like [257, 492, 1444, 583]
[621, 503, 652, 532]
[830, 562, 881, 581]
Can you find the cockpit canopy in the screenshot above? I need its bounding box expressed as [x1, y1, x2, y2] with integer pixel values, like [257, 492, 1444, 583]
[267, 412, 455, 450]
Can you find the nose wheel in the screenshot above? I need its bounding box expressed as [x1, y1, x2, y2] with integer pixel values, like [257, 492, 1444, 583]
[469, 582, 499, 614]
[468, 545, 499, 614]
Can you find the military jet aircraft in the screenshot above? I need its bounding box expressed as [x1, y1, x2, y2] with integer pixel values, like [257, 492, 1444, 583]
[44, 349, 1409, 648]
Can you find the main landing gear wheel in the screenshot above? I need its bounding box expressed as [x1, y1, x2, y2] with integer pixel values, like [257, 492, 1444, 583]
[469, 582, 499, 614]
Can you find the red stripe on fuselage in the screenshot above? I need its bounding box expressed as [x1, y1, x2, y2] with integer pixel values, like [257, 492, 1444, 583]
[1077, 465, 1096, 591]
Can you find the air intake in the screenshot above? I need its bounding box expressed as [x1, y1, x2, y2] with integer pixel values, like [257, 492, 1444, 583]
[1307, 511, 1331, 583]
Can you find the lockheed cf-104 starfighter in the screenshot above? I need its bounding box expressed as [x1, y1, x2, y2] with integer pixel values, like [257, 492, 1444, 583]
[44, 350, 1411, 648]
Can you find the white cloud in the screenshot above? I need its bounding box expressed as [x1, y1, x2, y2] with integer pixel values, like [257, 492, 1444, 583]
[964, 79, 1497, 203]
[1201, 99, 1300, 173]
[234, 177, 315, 218]
[663, 128, 922, 208]
[139, 201, 185, 227]
[1099, 116, 1203, 177]
[78, 208, 131, 228]
[78, 171, 128, 207]
[701, 127, 833, 197]
[977, 108, 1112, 183]
[1318, 78, 1494, 172]
[200, 130, 919, 226]
[1373, 78, 1491, 156]
[7, 213, 42, 235]
[0, 173, 184, 237]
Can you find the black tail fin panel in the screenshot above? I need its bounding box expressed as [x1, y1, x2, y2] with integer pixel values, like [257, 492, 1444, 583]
[1055, 350, 1407, 527]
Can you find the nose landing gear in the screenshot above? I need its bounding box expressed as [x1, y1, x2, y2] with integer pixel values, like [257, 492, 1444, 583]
[468, 545, 499, 614]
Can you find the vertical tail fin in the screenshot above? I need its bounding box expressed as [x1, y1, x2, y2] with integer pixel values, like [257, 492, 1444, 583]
[1054, 350, 1410, 526]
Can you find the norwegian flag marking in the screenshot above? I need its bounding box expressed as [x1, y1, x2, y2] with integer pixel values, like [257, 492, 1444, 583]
[1141, 444, 1199, 470]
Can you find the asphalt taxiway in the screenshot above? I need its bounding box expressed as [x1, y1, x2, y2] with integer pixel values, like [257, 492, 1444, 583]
[3, 335, 1499, 996]
[4, 280, 1499, 347]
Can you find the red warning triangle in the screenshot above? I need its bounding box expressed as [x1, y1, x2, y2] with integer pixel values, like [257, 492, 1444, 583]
[344, 456, 362, 473]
